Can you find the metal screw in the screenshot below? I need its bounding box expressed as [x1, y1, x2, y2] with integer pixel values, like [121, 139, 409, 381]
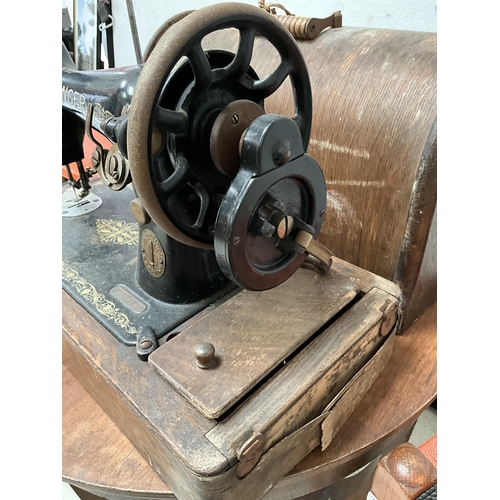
[276, 215, 294, 239]
[231, 114, 239, 125]
[237, 433, 265, 478]
[139, 339, 153, 349]
[91, 149, 101, 168]
[380, 303, 398, 337]
[233, 236, 240, 245]
[320, 209, 325, 217]
[194, 342, 216, 369]
[273, 142, 292, 166]
[108, 155, 122, 180]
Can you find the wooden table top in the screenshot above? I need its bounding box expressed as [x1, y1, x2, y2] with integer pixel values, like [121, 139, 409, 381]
[62, 302, 436, 500]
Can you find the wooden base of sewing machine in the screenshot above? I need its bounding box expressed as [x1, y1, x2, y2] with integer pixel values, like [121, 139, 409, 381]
[62, 257, 401, 500]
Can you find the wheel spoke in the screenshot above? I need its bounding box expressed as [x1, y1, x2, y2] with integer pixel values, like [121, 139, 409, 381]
[192, 182, 216, 229]
[242, 60, 292, 100]
[188, 43, 213, 92]
[158, 155, 191, 197]
[156, 107, 188, 135]
[292, 114, 303, 133]
[224, 27, 257, 79]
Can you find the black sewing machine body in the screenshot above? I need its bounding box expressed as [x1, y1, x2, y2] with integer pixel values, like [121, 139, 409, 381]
[62, 3, 330, 357]
[62, 50, 237, 349]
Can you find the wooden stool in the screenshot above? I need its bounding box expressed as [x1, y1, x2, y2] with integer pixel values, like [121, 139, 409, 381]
[62, 302, 436, 499]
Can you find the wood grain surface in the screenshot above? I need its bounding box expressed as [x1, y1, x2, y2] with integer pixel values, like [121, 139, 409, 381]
[62, 289, 228, 480]
[62, 302, 436, 499]
[285, 300, 436, 475]
[149, 268, 359, 418]
[205, 287, 397, 463]
[62, 261, 398, 499]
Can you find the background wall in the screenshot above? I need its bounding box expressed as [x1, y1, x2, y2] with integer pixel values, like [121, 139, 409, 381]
[99, 0, 437, 67]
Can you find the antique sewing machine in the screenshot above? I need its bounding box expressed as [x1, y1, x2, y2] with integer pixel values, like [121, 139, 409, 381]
[62, 3, 437, 499]
[62, 2, 337, 359]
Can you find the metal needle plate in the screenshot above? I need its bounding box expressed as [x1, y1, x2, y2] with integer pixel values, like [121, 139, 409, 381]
[62, 188, 103, 217]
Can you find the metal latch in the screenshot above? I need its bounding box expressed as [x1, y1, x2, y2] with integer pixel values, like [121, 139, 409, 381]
[294, 229, 334, 273]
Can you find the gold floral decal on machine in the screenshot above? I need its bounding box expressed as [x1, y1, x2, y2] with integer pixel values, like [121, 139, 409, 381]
[96, 219, 139, 246]
[62, 261, 138, 335]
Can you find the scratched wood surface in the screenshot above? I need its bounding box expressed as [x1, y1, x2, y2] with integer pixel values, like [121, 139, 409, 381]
[62, 303, 436, 500]
[149, 268, 359, 418]
[205, 287, 397, 463]
[62, 256, 401, 500]
[285, 301, 436, 477]
[205, 26, 437, 331]
[403, 209, 437, 328]
[62, 289, 227, 479]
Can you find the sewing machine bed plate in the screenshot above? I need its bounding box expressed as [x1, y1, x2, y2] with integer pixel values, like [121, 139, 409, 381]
[61, 181, 231, 346]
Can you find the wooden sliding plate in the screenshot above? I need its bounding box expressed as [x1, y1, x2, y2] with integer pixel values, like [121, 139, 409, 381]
[149, 267, 359, 418]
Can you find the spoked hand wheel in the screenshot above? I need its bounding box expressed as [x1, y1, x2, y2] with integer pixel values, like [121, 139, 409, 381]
[127, 2, 313, 249]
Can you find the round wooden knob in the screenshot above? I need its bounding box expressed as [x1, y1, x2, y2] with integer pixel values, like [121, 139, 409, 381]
[193, 343, 216, 369]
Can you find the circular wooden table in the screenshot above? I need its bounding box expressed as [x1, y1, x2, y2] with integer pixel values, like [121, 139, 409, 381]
[62, 303, 436, 500]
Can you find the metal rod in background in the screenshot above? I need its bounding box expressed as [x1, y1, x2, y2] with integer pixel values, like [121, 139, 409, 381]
[126, 0, 143, 64]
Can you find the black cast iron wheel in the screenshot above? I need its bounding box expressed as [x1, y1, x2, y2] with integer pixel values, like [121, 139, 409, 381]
[127, 2, 313, 248]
